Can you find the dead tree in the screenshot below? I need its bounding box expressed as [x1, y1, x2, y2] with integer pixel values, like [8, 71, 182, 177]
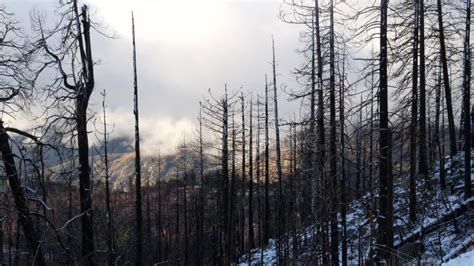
[271, 37, 285, 262]
[201, 86, 236, 265]
[248, 95, 255, 253]
[264, 76, 270, 246]
[437, 0, 457, 156]
[98, 90, 114, 266]
[375, 0, 394, 263]
[131, 13, 143, 266]
[240, 92, 246, 257]
[339, 54, 347, 266]
[198, 103, 205, 264]
[409, 0, 419, 224]
[0, 124, 46, 266]
[36, 2, 96, 263]
[418, 0, 428, 179]
[328, 1, 338, 264]
[462, 0, 471, 199]
[0, 7, 46, 265]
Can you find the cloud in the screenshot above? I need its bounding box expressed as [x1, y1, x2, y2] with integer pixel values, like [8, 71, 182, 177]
[4, 0, 305, 152]
[99, 108, 197, 156]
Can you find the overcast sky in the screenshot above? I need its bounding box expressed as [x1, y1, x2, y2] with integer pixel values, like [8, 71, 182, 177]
[5, 0, 307, 154]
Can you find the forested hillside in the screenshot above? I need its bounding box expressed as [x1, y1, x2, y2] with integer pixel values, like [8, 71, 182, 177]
[0, 0, 472, 265]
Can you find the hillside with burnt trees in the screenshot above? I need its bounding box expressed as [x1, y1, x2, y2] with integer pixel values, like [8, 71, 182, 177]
[0, 0, 472, 265]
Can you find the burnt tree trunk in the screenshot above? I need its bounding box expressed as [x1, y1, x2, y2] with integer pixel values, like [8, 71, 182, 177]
[131, 13, 143, 266]
[0, 124, 45, 266]
[437, 0, 457, 156]
[462, 0, 472, 199]
[410, 0, 419, 224]
[375, 0, 394, 262]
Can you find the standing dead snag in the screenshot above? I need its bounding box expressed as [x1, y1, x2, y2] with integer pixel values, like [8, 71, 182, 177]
[409, 0, 419, 224]
[37, 2, 96, 263]
[200, 86, 234, 265]
[418, 0, 428, 180]
[0, 123, 46, 266]
[436, 0, 457, 156]
[462, 0, 471, 199]
[328, 1, 338, 264]
[131, 12, 143, 266]
[240, 92, 246, 258]
[99, 90, 114, 266]
[248, 95, 255, 253]
[375, 0, 394, 262]
[263, 76, 270, 246]
[271, 37, 285, 262]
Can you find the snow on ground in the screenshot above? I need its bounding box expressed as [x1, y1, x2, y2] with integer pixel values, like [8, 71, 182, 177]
[237, 150, 474, 265]
[442, 249, 474, 266]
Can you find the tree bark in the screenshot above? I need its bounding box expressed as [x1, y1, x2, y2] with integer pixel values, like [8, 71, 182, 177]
[410, 0, 419, 224]
[437, 0, 457, 156]
[263, 76, 270, 246]
[0, 123, 45, 266]
[272, 37, 285, 263]
[463, 0, 472, 199]
[248, 96, 255, 252]
[329, 1, 338, 264]
[131, 13, 143, 266]
[418, 0, 428, 180]
[375, 0, 394, 262]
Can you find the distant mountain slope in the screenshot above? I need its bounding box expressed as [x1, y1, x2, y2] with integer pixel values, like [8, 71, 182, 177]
[47, 136, 194, 191]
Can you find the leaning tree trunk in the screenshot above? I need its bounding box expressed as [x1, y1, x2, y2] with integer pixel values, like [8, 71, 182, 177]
[0, 123, 45, 266]
[437, 0, 457, 156]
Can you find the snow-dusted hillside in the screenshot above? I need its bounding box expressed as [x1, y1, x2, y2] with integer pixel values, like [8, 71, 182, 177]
[238, 150, 474, 265]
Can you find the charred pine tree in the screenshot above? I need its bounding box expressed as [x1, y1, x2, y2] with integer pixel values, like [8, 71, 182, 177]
[230, 112, 237, 262]
[437, 0, 457, 156]
[175, 166, 181, 264]
[315, 0, 328, 261]
[462, 0, 471, 199]
[157, 153, 163, 263]
[198, 103, 205, 264]
[201, 86, 233, 265]
[248, 96, 255, 253]
[0, 124, 45, 266]
[37, 2, 96, 263]
[100, 90, 114, 266]
[409, 0, 419, 224]
[131, 13, 143, 266]
[328, 1, 338, 263]
[255, 98, 263, 255]
[418, 0, 428, 180]
[271, 37, 285, 263]
[240, 92, 246, 257]
[375, 0, 394, 262]
[434, 66, 446, 190]
[264, 76, 271, 246]
[340, 54, 347, 266]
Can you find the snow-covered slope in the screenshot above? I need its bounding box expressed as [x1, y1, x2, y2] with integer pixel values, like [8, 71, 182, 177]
[238, 150, 474, 265]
